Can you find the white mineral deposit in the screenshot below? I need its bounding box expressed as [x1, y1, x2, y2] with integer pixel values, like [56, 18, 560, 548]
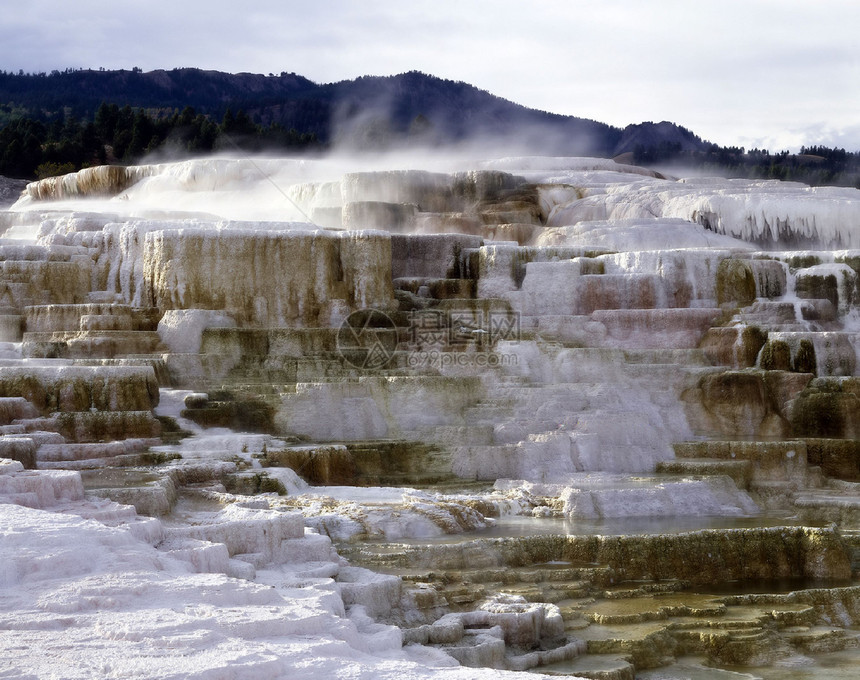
[1, 155, 859, 678]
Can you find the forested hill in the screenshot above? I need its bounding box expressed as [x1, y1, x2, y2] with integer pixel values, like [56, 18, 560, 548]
[0, 67, 703, 156]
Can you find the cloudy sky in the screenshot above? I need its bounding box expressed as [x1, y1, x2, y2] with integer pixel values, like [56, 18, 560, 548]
[3, 0, 858, 151]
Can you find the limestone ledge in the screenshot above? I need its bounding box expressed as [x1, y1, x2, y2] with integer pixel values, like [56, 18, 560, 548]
[0, 365, 159, 414]
[363, 527, 852, 584]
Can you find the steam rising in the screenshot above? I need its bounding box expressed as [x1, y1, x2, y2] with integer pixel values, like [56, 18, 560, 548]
[6, 150, 860, 251]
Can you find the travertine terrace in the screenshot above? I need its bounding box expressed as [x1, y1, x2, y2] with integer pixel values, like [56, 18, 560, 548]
[1, 156, 859, 679]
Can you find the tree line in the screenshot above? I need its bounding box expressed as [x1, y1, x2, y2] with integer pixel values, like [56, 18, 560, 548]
[0, 103, 319, 179]
[633, 143, 860, 189]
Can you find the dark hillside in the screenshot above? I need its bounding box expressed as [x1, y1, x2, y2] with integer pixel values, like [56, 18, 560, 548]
[0, 68, 695, 156]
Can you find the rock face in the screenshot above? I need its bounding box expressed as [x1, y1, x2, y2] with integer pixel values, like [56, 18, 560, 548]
[22, 165, 146, 202]
[143, 228, 395, 327]
[1, 156, 860, 679]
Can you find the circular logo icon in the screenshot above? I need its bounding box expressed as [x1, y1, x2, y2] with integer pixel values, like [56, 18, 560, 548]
[336, 309, 398, 369]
